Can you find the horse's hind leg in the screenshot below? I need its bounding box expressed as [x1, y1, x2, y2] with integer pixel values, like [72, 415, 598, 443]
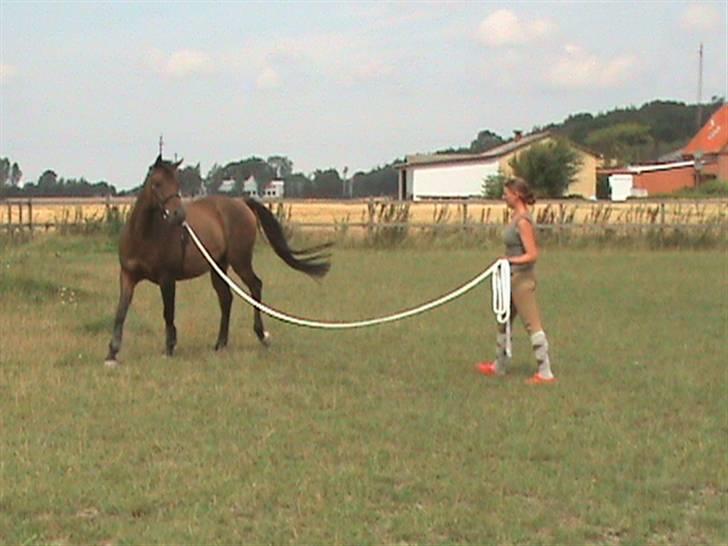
[210, 266, 233, 350]
[160, 279, 177, 356]
[232, 262, 269, 346]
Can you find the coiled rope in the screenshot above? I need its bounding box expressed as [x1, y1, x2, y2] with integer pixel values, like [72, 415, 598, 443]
[184, 221, 511, 354]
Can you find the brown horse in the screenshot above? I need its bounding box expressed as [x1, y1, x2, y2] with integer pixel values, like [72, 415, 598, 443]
[104, 155, 330, 366]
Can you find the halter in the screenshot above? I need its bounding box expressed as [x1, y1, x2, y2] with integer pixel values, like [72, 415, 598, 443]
[155, 189, 182, 220]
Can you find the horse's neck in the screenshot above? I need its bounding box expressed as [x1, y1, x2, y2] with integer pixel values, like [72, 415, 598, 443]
[128, 192, 162, 239]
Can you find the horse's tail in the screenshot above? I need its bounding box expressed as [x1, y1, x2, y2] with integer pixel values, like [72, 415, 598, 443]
[244, 198, 331, 278]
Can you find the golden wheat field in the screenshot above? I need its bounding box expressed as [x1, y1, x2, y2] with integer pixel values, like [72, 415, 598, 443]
[1, 197, 727, 228]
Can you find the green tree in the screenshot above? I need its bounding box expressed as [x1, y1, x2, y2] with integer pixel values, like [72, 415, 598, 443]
[10, 162, 22, 187]
[585, 123, 654, 165]
[352, 165, 398, 197]
[0, 157, 9, 188]
[283, 173, 310, 198]
[37, 170, 59, 193]
[309, 169, 342, 198]
[205, 163, 224, 193]
[509, 140, 582, 197]
[470, 129, 504, 153]
[482, 171, 506, 199]
[178, 163, 203, 196]
[267, 155, 293, 179]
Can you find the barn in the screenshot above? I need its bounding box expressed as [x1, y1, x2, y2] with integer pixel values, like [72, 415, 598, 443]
[604, 161, 697, 201]
[395, 131, 601, 200]
[682, 104, 728, 182]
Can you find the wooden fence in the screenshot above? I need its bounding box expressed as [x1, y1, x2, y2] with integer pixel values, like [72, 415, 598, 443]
[1, 196, 727, 234]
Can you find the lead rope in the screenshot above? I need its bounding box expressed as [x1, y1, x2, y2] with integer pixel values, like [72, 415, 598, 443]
[183, 221, 510, 333]
[491, 259, 512, 357]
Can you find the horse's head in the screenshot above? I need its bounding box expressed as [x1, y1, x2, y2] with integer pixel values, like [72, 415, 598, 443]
[146, 154, 186, 225]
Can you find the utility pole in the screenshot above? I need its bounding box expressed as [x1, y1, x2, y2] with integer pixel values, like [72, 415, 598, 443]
[696, 43, 704, 130]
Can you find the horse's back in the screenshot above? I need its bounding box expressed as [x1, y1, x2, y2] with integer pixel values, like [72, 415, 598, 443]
[186, 196, 258, 255]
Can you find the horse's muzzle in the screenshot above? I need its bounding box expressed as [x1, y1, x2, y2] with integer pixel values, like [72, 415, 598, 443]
[164, 205, 186, 225]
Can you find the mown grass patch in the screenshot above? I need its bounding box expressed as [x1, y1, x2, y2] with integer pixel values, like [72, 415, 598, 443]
[1, 235, 726, 545]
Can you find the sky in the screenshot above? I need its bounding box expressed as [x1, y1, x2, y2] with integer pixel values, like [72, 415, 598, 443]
[1, 1, 726, 190]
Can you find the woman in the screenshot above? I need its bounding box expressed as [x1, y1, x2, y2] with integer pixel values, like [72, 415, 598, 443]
[476, 177, 556, 384]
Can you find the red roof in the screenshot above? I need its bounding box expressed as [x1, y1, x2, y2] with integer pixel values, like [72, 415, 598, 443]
[683, 104, 728, 155]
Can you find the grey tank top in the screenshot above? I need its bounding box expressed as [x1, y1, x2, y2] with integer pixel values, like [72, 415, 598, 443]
[503, 213, 535, 273]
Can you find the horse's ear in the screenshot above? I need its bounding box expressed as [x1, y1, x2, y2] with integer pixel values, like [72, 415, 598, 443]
[154, 154, 164, 167]
[174, 158, 183, 170]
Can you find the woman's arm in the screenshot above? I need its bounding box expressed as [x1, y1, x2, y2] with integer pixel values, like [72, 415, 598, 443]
[509, 218, 539, 265]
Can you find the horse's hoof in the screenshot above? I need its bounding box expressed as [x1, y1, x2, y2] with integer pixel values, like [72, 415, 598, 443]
[260, 331, 271, 347]
[104, 359, 120, 368]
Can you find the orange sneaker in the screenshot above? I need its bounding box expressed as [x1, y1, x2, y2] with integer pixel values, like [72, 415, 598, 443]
[525, 373, 557, 385]
[475, 361, 502, 376]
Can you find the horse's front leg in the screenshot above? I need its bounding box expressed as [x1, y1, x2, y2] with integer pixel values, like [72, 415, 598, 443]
[105, 269, 137, 367]
[210, 268, 232, 350]
[160, 279, 177, 356]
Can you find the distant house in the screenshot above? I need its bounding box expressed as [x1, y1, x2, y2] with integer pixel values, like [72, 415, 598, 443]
[218, 179, 236, 194]
[395, 131, 602, 200]
[242, 176, 259, 198]
[262, 180, 284, 199]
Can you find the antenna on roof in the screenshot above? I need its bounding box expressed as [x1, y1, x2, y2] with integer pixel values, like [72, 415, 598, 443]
[159, 134, 164, 157]
[696, 43, 704, 130]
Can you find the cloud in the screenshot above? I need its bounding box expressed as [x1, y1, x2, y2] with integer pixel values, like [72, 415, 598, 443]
[235, 33, 395, 86]
[477, 9, 554, 47]
[0, 63, 17, 84]
[146, 49, 213, 78]
[353, 59, 394, 81]
[680, 3, 722, 32]
[255, 67, 281, 90]
[546, 44, 636, 88]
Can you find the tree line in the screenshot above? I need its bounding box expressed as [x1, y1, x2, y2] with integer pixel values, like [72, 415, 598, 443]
[1, 98, 722, 199]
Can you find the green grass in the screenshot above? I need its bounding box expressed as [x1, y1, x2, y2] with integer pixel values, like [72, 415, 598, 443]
[1, 235, 726, 545]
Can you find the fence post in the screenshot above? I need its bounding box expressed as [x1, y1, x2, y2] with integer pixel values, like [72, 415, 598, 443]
[27, 198, 33, 233]
[18, 202, 23, 229]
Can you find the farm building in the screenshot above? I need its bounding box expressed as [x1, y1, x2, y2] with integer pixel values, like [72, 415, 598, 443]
[395, 131, 601, 200]
[602, 161, 696, 201]
[242, 176, 259, 198]
[262, 180, 284, 199]
[601, 104, 728, 200]
[682, 104, 728, 182]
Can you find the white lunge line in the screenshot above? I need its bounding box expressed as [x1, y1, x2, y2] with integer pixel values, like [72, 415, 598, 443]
[183, 221, 510, 341]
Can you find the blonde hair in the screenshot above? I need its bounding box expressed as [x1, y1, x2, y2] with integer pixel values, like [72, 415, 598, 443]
[504, 177, 535, 205]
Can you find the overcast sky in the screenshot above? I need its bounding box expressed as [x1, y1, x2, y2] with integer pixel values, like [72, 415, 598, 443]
[1, 1, 726, 189]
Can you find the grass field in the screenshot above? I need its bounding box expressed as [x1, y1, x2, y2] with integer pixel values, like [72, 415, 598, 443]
[1, 235, 726, 545]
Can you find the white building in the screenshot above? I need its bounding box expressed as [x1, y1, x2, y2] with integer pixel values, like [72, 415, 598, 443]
[395, 132, 601, 200]
[242, 176, 259, 198]
[397, 154, 499, 200]
[218, 179, 236, 194]
[262, 180, 284, 199]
